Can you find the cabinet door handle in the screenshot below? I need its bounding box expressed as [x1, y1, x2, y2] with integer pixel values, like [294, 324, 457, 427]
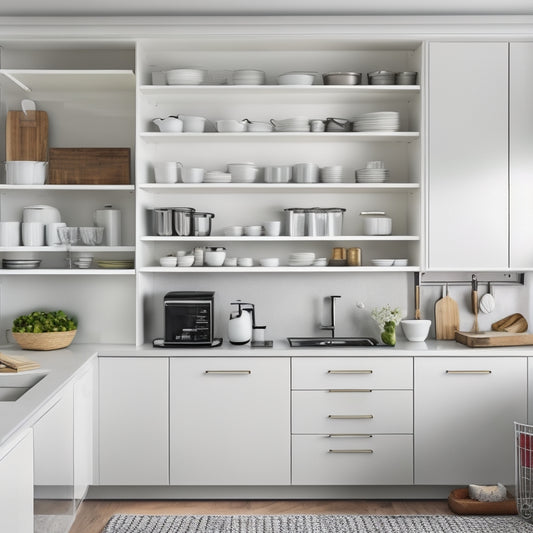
[445, 370, 492, 375]
[328, 414, 373, 419]
[328, 389, 372, 393]
[327, 434, 373, 438]
[204, 370, 252, 375]
[328, 449, 374, 454]
[328, 370, 373, 374]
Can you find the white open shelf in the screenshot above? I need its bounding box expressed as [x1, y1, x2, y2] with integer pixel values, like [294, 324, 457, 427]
[141, 236, 419, 242]
[138, 183, 420, 192]
[140, 266, 420, 273]
[0, 185, 134, 191]
[0, 269, 135, 276]
[0, 246, 135, 252]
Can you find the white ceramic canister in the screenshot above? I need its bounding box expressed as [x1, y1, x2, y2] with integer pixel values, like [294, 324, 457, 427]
[0, 221, 21, 246]
[21, 222, 45, 246]
[93, 205, 121, 246]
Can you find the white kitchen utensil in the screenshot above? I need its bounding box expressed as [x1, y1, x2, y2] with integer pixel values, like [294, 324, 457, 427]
[479, 282, 496, 314]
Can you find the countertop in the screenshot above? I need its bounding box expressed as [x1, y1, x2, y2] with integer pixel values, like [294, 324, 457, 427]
[2, 338, 533, 449]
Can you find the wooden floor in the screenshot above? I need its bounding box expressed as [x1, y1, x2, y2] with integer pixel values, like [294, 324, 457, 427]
[69, 499, 452, 533]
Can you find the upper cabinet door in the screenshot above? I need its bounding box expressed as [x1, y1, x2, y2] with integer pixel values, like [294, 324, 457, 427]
[428, 42, 509, 270]
[510, 43, 533, 269]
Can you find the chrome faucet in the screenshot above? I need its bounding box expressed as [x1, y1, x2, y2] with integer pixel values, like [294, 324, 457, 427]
[320, 295, 341, 338]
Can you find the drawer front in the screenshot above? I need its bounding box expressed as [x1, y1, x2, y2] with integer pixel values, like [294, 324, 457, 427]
[292, 390, 413, 434]
[292, 357, 412, 390]
[292, 434, 413, 485]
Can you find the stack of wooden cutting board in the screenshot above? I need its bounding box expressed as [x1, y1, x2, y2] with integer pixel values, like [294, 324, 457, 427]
[0, 352, 40, 373]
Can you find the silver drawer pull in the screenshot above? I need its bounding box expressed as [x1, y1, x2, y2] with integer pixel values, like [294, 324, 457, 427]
[205, 370, 252, 375]
[329, 449, 374, 454]
[327, 434, 373, 438]
[445, 370, 492, 375]
[328, 370, 373, 374]
[328, 414, 373, 419]
[328, 389, 372, 393]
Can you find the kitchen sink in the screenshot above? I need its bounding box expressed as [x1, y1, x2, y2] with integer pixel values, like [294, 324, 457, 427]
[287, 336, 379, 347]
[0, 372, 47, 402]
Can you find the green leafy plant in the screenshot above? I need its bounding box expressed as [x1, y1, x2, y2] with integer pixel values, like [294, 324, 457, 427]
[12, 310, 77, 333]
[370, 305, 403, 346]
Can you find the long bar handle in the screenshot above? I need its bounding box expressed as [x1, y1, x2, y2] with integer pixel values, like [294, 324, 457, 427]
[328, 370, 373, 374]
[328, 389, 372, 393]
[205, 370, 252, 375]
[327, 434, 373, 438]
[328, 414, 374, 419]
[445, 370, 492, 375]
[329, 449, 374, 454]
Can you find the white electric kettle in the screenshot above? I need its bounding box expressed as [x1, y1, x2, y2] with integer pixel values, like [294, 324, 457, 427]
[228, 301, 254, 345]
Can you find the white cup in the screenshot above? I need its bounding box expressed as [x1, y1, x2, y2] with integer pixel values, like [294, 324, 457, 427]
[22, 222, 45, 246]
[181, 167, 205, 183]
[0, 221, 20, 246]
[46, 222, 67, 246]
[154, 162, 179, 184]
[262, 220, 281, 236]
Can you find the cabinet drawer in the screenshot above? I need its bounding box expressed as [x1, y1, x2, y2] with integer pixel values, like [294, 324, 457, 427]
[292, 434, 413, 485]
[292, 390, 412, 434]
[292, 357, 412, 390]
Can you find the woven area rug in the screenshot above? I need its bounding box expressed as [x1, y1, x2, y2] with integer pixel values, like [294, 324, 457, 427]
[102, 513, 533, 533]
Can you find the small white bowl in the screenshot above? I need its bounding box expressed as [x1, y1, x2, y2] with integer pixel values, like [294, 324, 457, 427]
[401, 319, 431, 342]
[204, 250, 226, 267]
[262, 221, 281, 236]
[160, 256, 178, 267]
[177, 255, 195, 267]
[259, 257, 280, 267]
[244, 225, 262, 236]
[224, 225, 244, 237]
[216, 120, 247, 133]
[238, 257, 253, 267]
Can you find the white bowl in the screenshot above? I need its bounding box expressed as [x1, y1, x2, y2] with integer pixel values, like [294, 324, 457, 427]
[216, 120, 247, 133]
[204, 250, 226, 267]
[177, 115, 207, 133]
[237, 257, 253, 267]
[244, 225, 262, 236]
[401, 320, 431, 342]
[223, 225, 244, 236]
[177, 255, 195, 267]
[259, 257, 279, 267]
[159, 256, 177, 267]
[166, 68, 207, 85]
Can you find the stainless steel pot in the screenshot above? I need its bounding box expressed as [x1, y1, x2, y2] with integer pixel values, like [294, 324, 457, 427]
[192, 212, 215, 236]
[173, 207, 195, 236]
[284, 208, 306, 236]
[322, 72, 362, 85]
[325, 117, 352, 132]
[152, 208, 173, 236]
[325, 208, 346, 236]
[306, 208, 326, 236]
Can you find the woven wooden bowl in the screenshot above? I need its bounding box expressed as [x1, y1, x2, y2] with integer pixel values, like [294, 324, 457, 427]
[12, 330, 77, 351]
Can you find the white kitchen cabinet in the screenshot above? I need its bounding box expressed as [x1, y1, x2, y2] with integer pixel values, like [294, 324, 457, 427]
[510, 42, 533, 269]
[98, 357, 169, 485]
[414, 357, 527, 485]
[0, 429, 34, 533]
[427, 42, 509, 270]
[169, 357, 290, 485]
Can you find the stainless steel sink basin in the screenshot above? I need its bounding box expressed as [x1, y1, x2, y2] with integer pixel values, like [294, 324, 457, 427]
[287, 337, 379, 347]
[0, 372, 47, 402]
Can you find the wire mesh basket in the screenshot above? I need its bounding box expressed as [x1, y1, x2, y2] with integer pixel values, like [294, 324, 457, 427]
[515, 422, 533, 522]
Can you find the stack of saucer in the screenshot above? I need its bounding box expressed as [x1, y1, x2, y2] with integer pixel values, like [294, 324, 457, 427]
[231, 69, 266, 85]
[204, 171, 232, 183]
[355, 167, 390, 183]
[73, 256, 93, 269]
[288, 252, 316, 267]
[320, 166, 343, 183]
[273, 117, 310, 132]
[371, 259, 395, 267]
[352, 111, 400, 132]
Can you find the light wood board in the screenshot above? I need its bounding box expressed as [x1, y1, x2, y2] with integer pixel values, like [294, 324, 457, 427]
[455, 330, 533, 347]
[6, 110, 48, 161]
[435, 295, 460, 340]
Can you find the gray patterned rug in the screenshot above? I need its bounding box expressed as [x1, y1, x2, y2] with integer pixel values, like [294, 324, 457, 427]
[102, 514, 533, 533]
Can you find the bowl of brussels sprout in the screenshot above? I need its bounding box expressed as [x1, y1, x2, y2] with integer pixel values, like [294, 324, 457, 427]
[11, 310, 77, 351]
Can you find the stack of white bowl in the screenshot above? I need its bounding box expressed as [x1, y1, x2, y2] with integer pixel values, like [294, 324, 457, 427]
[204, 170, 231, 183]
[272, 117, 310, 132]
[231, 69, 266, 85]
[320, 166, 343, 183]
[352, 111, 400, 132]
[166, 68, 207, 85]
[288, 252, 316, 267]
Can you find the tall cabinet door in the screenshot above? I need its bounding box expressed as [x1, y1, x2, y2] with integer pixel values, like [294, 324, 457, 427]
[170, 357, 291, 485]
[99, 357, 169, 485]
[510, 42, 533, 269]
[428, 42, 508, 270]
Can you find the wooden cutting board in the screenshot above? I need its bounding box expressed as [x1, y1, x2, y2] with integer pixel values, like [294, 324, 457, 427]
[455, 330, 533, 348]
[48, 148, 131, 185]
[6, 110, 48, 161]
[435, 285, 460, 340]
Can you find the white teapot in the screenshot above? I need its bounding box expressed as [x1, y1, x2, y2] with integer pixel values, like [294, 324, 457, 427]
[228, 301, 254, 345]
[152, 116, 183, 133]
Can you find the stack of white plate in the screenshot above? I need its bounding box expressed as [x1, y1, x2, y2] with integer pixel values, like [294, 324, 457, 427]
[355, 168, 390, 183]
[313, 257, 328, 267]
[371, 259, 395, 267]
[166, 68, 207, 85]
[231, 69, 266, 85]
[2, 259, 41, 269]
[272, 117, 310, 132]
[353, 112, 400, 132]
[393, 259, 408, 266]
[204, 171, 232, 183]
[320, 166, 344, 183]
[288, 252, 316, 267]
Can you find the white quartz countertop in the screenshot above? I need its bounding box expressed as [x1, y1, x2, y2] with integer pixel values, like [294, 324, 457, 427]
[1, 338, 533, 448]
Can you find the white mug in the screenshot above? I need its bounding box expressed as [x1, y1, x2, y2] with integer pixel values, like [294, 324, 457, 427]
[22, 222, 45, 246]
[0, 221, 20, 246]
[46, 222, 67, 246]
[153, 161, 180, 184]
[262, 220, 281, 236]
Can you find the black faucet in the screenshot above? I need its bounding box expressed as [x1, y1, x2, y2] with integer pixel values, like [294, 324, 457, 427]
[320, 295, 341, 338]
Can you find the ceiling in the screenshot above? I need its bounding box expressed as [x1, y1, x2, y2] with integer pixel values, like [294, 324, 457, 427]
[1, 0, 533, 17]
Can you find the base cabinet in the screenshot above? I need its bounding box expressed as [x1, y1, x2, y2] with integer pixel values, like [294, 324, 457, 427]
[414, 357, 527, 485]
[0, 429, 33, 533]
[169, 357, 291, 485]
[98, 357, 169, 485]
